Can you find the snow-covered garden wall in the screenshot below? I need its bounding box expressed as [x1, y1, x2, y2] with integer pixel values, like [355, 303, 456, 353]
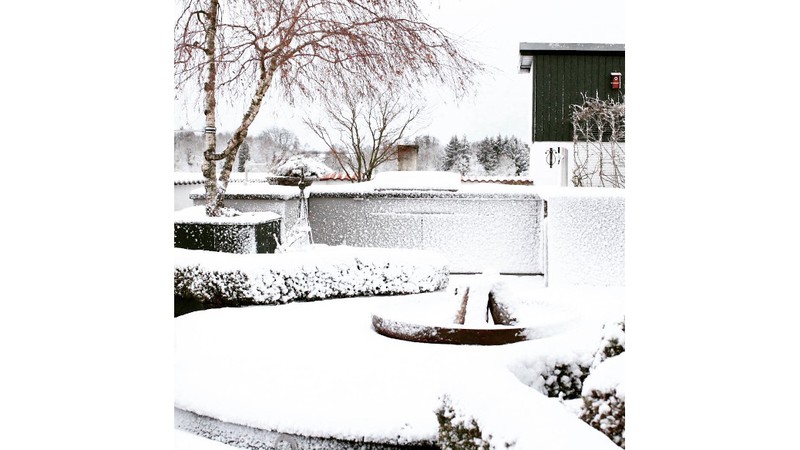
[536, 187, 625, 286]
[308, 187, 544, 274]
[174, 246, 450, 306]
[175, 174, 625, 282]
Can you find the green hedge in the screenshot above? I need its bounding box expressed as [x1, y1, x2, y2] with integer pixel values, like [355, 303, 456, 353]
[175, 246, 450, 307]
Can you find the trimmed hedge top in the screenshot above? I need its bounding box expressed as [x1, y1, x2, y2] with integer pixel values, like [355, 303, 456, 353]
[175, 245, 450, 306]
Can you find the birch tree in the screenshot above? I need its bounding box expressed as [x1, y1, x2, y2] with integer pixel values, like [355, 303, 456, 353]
[175, 0, 482, 215]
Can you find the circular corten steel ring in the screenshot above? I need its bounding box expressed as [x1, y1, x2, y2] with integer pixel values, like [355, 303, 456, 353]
[371, 314, 532, 346]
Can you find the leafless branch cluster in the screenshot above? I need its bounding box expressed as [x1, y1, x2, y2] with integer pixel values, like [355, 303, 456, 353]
[174, 0, 481, 215]
[571, 94, 625, 188]
[175, 0, 480, 102]
[303, 90, 421, 181]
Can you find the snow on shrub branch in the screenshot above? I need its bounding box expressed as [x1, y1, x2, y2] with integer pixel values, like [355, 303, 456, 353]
[174, 246, 449, 305]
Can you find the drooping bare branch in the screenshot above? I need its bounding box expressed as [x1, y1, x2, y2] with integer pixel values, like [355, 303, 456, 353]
[175, 0, 482, 215]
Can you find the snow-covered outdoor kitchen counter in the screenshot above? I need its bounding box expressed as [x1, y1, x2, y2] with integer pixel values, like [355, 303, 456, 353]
[175, 275, 625, 450]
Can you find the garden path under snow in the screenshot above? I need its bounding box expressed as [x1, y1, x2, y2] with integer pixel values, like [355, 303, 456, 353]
[175, 275, 624, 449]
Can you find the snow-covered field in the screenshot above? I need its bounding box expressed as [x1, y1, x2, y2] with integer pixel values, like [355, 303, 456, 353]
[175, 274, 625, 449]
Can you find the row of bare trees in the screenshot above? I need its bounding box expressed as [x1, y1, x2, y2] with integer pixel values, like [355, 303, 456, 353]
[175, 0, 482, 216]
[175, 126, 302, 172]
[175, 123, 530, 178]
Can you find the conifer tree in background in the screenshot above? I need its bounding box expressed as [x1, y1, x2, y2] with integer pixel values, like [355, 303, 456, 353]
[476, 135, 502, 173]
[503, 136, 530, 176]
[414, 135, 444, 171]
[236, 140, 251, 172]
[441, 135, 471, 174]
[474, 134, 530, 176]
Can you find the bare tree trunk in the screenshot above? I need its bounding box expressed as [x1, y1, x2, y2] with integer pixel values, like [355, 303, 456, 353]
[201, 0, 220, 216]
[212, 60, 277, 212]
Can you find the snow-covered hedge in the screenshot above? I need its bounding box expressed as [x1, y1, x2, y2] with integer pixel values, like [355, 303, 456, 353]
[434, 370, 623, 450]
[580, 317, 626, 447]
[581, 353, 625, 448]
[435, 395, 491, 450]
[591, 317, 626, 369]
[174, 246, 450, 306]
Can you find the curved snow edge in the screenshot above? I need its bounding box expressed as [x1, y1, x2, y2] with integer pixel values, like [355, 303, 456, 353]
[175, 407, 438, 449]
[174, 246, 450, 305]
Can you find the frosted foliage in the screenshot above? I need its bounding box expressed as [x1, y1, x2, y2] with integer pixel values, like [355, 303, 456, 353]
[438, 369, 622, 450]
[541, 189, 624, 286]
[581, 354, 625, 448]
[174, 246, 449, 305]
[272, 155, 333, 178]
[592, 316, 626, 369]
[435, 395, 491, 450]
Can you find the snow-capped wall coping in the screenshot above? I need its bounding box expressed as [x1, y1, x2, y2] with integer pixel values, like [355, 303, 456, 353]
[174, 172, 275, 185]
[174, 206, 281, 225]
[188, 184, 304, 201]
[535, 187, 625, 287]
[180, 172, 540, 200]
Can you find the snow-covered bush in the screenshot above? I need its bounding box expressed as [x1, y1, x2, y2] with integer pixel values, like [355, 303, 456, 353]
[541, 361, 592, 400]
[174, 246, 449, 306]
[506, 351, 593, 402]
[272, 155, 332, 178]
[580, 354, 625, 448]
[592, 316, 626, 369]
[435, 395, 492, 450]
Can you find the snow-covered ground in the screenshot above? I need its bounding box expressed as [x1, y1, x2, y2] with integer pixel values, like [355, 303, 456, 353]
[175, 274, 624, 449]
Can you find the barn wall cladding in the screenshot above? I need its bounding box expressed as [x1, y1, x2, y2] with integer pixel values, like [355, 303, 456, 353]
[520, 43, 625, 143]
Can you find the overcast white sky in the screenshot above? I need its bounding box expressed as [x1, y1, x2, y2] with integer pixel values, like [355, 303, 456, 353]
[174, 0, 624, 147]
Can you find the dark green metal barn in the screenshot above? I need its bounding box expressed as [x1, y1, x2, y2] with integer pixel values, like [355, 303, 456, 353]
[518, 43, 625, 143]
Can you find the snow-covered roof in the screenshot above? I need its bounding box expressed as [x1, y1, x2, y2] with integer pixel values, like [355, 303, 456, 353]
[178, 172, 536, 186]
[462, 175, 533, 185]
[318, 171, 356, 181]
[518, 42, 624, 72]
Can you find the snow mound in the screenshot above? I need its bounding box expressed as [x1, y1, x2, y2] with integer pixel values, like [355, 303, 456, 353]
[438, 368, 621, 449]
[272, 155, 332, 178]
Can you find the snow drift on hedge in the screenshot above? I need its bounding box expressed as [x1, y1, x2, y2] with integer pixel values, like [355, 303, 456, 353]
[581, 353, 626, 448]
[436, 367, 621, 450]
[174, 245, 450, 305]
